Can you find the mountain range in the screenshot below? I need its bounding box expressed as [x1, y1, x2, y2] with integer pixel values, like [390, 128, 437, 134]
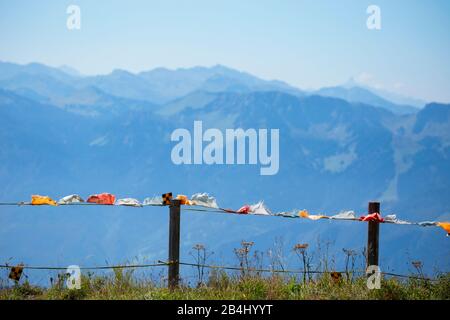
[0, 61, 448, 281]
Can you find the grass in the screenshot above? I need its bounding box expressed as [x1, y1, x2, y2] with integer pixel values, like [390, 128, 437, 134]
[1, 241, 448, 300]
[0, 270, 449, 300]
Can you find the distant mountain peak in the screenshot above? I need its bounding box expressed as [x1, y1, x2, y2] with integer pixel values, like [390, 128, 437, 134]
[108, 69, 138, 80]
[341, 76, 427, 108]
[58, 65, 82, 77]
[25, 62, 48, 68]
[111, 68, 133, 75]
[315, 84, 419, 115]
[343, 77, 359, 89]
[211, 64, 236, 72]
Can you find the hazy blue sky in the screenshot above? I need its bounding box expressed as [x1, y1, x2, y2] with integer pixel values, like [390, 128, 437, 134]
[1, 0, 449, 102]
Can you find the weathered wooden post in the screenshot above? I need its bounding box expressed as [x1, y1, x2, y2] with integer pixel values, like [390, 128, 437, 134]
[367, 201, 380, 269]
[168, 199, 181, 289]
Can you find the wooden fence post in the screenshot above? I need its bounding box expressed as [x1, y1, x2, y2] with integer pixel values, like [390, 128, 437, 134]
[168, 199, 181, 289]
[367, 201, 380, 270]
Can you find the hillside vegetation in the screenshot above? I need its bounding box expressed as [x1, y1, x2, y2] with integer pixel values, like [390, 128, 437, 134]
[1, 271, 449, 300]
[1, 241, 448, 300]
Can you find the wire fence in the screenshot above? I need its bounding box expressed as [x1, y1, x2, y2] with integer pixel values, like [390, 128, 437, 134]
[0, 261, 442, 282]
[0, 199, 447, 286]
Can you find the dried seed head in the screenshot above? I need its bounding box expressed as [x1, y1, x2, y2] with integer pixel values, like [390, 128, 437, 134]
[294, 243, 309, 250]
[241, 241, 254, 248]
[193, 244, 205, 250]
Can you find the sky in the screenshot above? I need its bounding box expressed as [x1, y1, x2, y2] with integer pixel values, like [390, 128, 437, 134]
[0, 0, 449, 102]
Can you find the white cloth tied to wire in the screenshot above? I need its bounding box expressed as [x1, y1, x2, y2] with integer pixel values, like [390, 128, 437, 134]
[274, 210, 298, 218]
[190, 193, 219, 208]
[58, 194, 84, 205]
[330, 210, 357, 220]
[143, 196, 163, 206]
[384, 214, 412, 225]
[116, 198, 143, 207]
[417, 221, 438, 227]
[249, 201, 271, 215]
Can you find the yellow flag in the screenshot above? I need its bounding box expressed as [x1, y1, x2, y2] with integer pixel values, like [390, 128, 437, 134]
[437, 222, 450, 234]
[31, 195, 58, 206]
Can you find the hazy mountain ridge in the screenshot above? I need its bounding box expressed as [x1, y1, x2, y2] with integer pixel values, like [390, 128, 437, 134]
[315, 86, 419, 115]
[0, 61, 420, 114]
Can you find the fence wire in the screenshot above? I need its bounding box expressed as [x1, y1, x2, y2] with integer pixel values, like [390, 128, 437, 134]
[0, 262, 442, 282]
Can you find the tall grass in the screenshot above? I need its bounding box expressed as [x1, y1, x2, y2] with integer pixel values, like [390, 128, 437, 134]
[1, 240, 448, 300]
